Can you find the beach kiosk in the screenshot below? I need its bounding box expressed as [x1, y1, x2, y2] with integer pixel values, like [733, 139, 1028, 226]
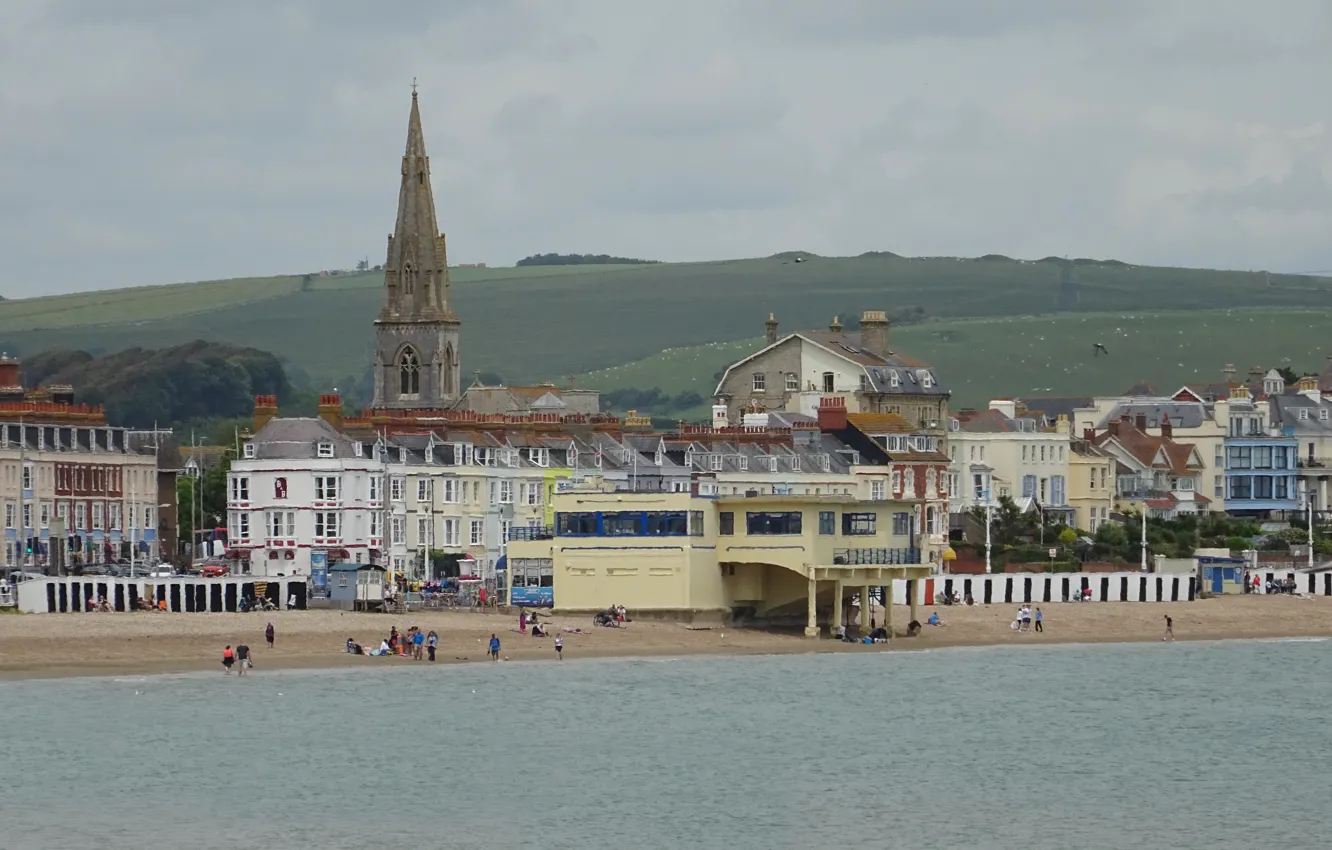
[328, 563, 387, 611]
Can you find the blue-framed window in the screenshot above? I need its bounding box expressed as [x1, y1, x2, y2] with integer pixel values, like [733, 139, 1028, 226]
[645, 511, 688, 536]
[556, 512, 598, 536]
[746, 511, 802, 535]
[842, 512, 876, 535]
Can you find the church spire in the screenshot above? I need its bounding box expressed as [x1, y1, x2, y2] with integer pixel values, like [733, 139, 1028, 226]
[378, 86, 455, 322]
[371, 85, 462, 412]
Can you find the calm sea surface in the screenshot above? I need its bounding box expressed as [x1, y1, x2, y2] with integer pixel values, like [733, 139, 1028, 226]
[3, 640, 1330, 850]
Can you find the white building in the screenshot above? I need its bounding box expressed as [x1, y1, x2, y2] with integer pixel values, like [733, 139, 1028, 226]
[228, 418, 382, 577]
[946, 401, 1073, 522]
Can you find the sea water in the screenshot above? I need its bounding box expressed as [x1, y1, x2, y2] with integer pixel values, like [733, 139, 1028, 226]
[2, 640, 1330, 850]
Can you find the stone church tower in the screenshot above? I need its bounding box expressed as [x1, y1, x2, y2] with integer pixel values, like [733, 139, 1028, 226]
[371, 89, 461, 409]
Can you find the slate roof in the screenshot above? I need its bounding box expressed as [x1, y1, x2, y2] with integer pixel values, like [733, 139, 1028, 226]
[716, 331, 947, 397]
[249, 417, 359, 460]
[1098, 402, 1207, 430]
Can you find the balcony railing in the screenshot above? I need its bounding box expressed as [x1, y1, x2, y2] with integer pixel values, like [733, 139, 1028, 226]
[1116, 489, 1170, 500]
[832, 547, 920, 566]
[1297, 458, 1332, 469]
[508, 526, 555, 542]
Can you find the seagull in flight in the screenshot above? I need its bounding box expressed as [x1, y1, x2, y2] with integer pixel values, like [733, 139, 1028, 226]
[1093, 343, 1110, 357]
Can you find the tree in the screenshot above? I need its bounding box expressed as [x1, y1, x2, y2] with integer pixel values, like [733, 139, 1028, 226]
[1057, 526, 1078, 548]
[1278, 366, 1299, 385]
[356, 259, 370, 271]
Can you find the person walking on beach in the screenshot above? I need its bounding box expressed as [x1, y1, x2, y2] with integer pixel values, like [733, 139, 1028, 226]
[1034, 608, 1044, 633]
[236, 643, 251, 675]
[1163, 615, 1174, 641]
[265, 622, 275, 650]
[426, 630, 438, 662]
[489, 633, 500, 660]
[221, 645, 235, 674]
[555, 634, 563, 660]
[413, 627, 425, 660]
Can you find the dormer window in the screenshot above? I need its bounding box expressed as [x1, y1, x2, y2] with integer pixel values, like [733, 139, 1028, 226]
[352, 442, 363, 458]
[710, 454, 723, 472]
[655, 448, 664, 467]
[889, 370, 900, 388]
[1300, 409, 1310, 421]
[1322, 409, 1329, 422]
[738, 456, 749, 471]
[425, 445, 434, 463]
[243, 442, 255, 459]
[921, 371, 933, 388]
[317, 442, 334, 458]
[791, 457, 801, 472]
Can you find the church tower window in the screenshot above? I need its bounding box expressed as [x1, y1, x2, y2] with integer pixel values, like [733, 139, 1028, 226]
[399, 348, 420, 396]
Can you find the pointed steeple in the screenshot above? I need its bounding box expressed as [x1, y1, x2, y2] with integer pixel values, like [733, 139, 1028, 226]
[379, 88, 455, 322]
[371, 85, 463, 412]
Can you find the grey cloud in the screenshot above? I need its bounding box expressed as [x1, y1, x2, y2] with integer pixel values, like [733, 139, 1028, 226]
[1200, 155, 1332, 213]
[0, 0, 1329, 295]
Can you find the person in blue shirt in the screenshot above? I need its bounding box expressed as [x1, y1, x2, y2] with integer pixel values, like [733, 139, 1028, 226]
[489, 634, 501, 660]
[927, 611, 942, 626]
[1034, 607, 1044, 633]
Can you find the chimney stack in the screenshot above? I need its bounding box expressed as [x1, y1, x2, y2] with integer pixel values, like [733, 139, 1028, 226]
[764, 313, 779, 345]
[859, 310, 890, 358]
[829, 316, 843, 333]
[1160, 413, 1173, 438]
[317, 393, 343, 432]
[0, 352, 20, 390]
[1135, 412, 1148, 431]
[1083, 427, 1096, 441]
[816, 396, 848, 432]
[253, 395, 279, 433]
[1248, 365, 1263, 384]
[1107, 419, 1120, 437]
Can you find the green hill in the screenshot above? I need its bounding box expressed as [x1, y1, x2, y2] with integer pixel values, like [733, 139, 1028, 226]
[1, 256, 1329, 403]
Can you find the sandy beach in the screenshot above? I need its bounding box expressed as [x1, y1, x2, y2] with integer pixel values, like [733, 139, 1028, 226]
[3, 594, 1331, 679]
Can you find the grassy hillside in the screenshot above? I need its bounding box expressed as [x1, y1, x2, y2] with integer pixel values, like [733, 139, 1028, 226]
[579, 308, 1332, 415]
[2, 256, 1330, 394]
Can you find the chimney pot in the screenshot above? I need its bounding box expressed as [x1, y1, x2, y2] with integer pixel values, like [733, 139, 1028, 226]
[829, 316, 842, 333]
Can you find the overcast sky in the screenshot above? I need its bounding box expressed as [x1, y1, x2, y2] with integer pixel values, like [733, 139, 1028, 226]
[2, 0, 1330, 296]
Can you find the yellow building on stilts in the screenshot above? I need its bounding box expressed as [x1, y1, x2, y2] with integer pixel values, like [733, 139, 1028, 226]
[506, 481, 933, 636]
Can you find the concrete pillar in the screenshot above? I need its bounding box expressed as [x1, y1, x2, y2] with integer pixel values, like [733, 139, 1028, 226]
[908, 577, 920, 626]
[804, 576, 819, 637]
[884, 583, 894, 639]
[861, 584, 873, 628]
[1321, 478, 1328, 513]
[831, 580, 843, 635]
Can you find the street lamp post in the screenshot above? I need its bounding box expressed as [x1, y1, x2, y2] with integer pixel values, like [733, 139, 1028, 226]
[984, 486, 993, 575]
[1140, 508, 1148, 573]
[1305, 495, 1315, 570]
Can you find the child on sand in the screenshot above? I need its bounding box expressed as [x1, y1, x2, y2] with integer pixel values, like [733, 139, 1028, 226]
[1163, 615, 1174, 641]
[555, 635, 563, 660]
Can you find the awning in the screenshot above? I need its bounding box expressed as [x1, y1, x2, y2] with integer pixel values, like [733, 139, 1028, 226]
[224, 548, 251, 560]
[495, 555, 508, 572]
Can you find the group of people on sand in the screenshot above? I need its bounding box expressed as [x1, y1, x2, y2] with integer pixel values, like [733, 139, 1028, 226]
[222, 622, 275, 675]
[1010, 605, 1045, 633]
[348, 625, 440, 661]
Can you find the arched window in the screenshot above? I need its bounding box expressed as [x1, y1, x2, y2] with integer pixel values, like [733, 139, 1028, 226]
[403, 263, 415, 295]
[399, 347, 420, 396]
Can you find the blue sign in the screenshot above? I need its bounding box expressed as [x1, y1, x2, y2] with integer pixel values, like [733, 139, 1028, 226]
[310, 552, 328, 588]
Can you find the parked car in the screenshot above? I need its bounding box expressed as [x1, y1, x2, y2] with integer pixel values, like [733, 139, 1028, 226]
[147, 565, 177, 578]
[200, 565, 230, 578]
